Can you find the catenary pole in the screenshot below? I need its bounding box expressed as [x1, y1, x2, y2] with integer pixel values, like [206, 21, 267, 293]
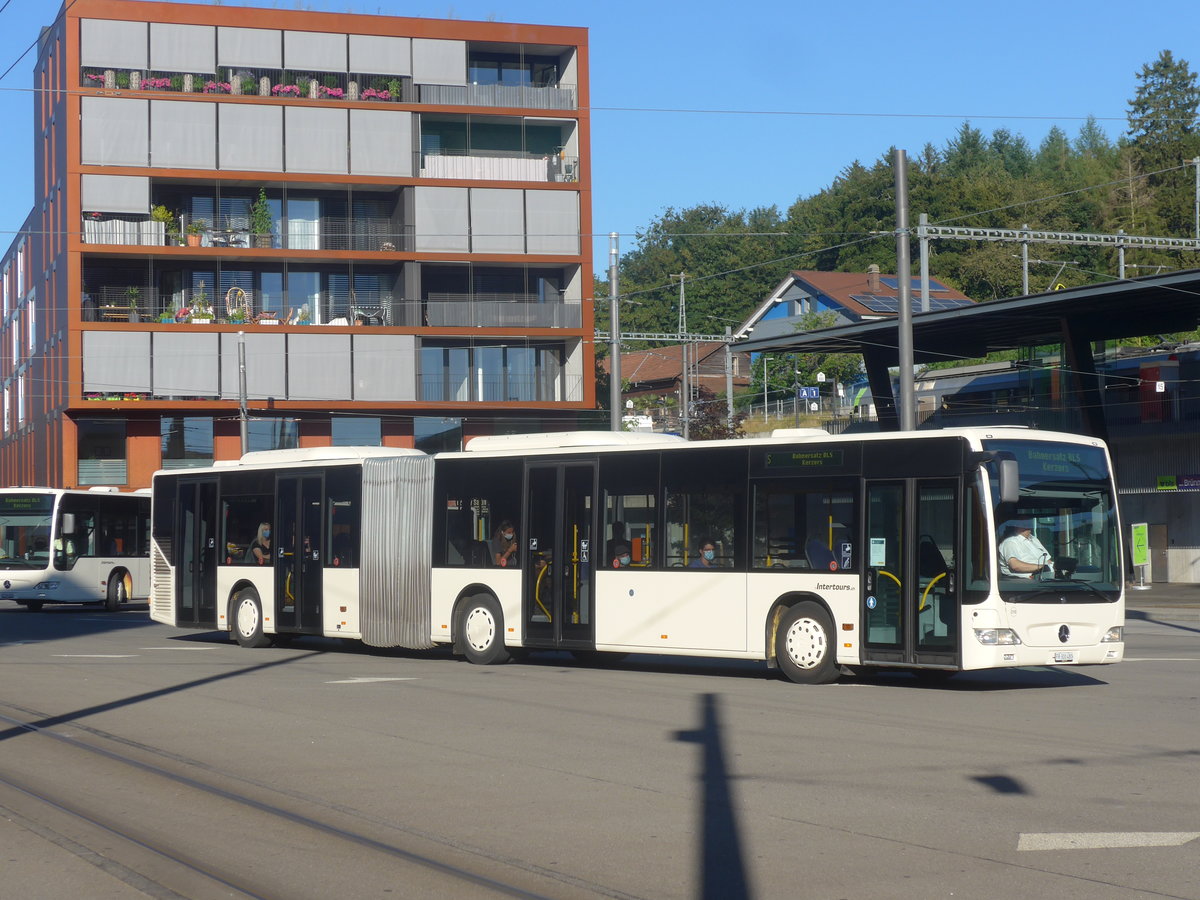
[894, 149, 916, 431]
[609, 233, 621, 431]
[238, 331, 249, 455]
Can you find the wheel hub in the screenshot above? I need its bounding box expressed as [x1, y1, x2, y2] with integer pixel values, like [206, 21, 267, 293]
[464, 606, 495, 651]
[237, 599, 259, 637]
[784, 617, 827, 669]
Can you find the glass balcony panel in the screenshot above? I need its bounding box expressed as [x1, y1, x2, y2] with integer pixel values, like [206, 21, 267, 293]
[416, 82, 577, 110]
[418, 150, 577, 182]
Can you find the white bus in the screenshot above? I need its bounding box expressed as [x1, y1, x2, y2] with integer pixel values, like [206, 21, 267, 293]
[0, 487, 151, 612]
[149, 427, 1124, 683]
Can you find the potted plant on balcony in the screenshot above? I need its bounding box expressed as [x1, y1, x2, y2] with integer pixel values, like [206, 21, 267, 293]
[151, 205, 178, 246]
[185, 219, 207, 247]
[190, 282, 214, 323]
[125, 286, 141, 322]
[250, 189, 273, 248]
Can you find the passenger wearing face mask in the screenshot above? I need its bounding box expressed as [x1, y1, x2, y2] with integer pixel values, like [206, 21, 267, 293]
[689, 540, 718, 568]
[250, 522, 272, 565]
[611, 542, 632, 569]
[490, 520, 519, 568]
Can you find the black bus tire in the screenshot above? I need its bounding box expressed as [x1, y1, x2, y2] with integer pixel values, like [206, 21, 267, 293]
[105, 572, 127, 612]
[25, 600, 44, 612]
[775, 601, 838, 684]
[457, 595, 510, 665]
[232, 590, 271, 648]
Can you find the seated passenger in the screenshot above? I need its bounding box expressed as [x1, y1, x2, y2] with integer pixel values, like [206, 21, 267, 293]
[689, 539, 718, 568]
[490, 520, 518, 568]
[249, 522, 272, 565]
[610, 542, 632, 569]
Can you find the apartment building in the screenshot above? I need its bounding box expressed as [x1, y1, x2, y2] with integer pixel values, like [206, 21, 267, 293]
[0, 0, 592, 488]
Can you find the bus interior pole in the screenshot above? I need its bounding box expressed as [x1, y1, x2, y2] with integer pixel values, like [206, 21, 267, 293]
[238, 331, 249, 455]
[894, 148, 916, 431]
[609, 232, 622, 431]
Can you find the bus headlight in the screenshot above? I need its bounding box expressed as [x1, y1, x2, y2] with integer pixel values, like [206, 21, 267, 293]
[1101, 626, 1124, 643]
[974, 628, 1022, 646]
[35, 582, 59, 590]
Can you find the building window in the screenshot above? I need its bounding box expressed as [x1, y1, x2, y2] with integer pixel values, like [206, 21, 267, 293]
[160, 417, 214, 469]
[420, 342, 563, 402]
[247, 417, 298, 452]
[78, 419, 127, 485]
[331, 417, 381, 446]
[414, 417, 462, 453]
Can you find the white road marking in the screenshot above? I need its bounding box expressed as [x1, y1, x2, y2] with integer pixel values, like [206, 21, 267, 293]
[324, 676, 417, 684]
[53, 654, 138, 658]
[1122, 658, 1200, 662]
[1018, 832, 1200, 851]
[140, 646, 219, 650]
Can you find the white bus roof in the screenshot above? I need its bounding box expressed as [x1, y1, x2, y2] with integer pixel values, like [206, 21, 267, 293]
[463, 431, 686, 453]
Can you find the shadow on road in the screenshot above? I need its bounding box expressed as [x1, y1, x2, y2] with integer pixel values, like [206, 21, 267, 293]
[676, 693, 753, 900]
[1125, 608, 1200, 635]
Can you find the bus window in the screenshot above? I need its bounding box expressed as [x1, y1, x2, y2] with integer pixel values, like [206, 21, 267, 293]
[599, 451, 659, 567]
[752, 480, 856, 571]
[663, 448, 745, 569]
[326, 467, 361, 568]
[434, 457, 523, 567]
[963, 479, 989, 603]
[55, 495, 96, 569]
[220, 470, 274, 565]
[97, 495, 144, 556]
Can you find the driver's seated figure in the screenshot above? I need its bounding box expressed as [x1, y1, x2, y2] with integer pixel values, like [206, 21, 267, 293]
[998, 520, 1054, 579]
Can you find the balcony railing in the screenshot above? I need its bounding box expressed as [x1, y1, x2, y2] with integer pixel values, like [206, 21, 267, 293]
[80, 67, 409, 102]
[418, 150, 578, 182]
[416, 82, 576, 110]
[420, 373, 583, 403]
[81, 214, 409, 253]
[395, 296, 580, 328]
[83, 286, 583, 331]
[84, 286, 398, 326]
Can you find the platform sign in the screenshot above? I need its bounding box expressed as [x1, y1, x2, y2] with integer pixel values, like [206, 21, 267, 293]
[1130, 522, 1149, 568]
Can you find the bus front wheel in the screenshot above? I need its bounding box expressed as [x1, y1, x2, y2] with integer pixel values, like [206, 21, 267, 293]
[105, 572, 127, 612]
[233, 590, 271, 648]
[457, 596, 510, 666]
[775, 601, 838, 685]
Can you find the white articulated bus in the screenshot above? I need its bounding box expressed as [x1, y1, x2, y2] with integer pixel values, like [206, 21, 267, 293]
[0, 487, 151, 611]
[149, 427, 1124, 683]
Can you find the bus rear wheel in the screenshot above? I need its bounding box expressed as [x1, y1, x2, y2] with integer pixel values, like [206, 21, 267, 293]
[24, 600, 43, 612]
[775, 601, 838, 684]
[233, 590, 271, 648]
[105, 572, 127, 612]
[458, 596, 509, 666]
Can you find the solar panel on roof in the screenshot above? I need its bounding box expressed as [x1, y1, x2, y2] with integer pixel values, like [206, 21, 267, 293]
[850, 294, 973, 314]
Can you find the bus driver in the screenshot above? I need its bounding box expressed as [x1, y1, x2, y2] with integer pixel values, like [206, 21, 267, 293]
[998, 520, 1053, 578]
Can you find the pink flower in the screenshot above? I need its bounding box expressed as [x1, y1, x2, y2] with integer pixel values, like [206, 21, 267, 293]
[203, 80, 232, 94]
[361, 88, 391, 100]
[271, 84, 301, 97]
[319, 86, 344, 99]
[85, 73, 104, 83]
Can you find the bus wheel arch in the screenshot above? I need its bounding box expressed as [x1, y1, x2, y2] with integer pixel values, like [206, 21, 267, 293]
[768, 594, 839, 685]
[454, 591, 510, 666]
[104, 569, 131, 611]
[231, 587, 271, 648]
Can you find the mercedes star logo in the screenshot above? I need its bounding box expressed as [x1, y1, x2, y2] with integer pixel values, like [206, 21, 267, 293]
[1058, 624, 1071, 644]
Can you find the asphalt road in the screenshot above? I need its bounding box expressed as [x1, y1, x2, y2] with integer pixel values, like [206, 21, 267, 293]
[0, 599, 1197, 900]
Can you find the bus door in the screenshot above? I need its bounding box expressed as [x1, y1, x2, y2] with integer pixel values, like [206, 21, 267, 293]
[862, 478, 960, 667]
[275, 475, 324, 633]
[523, 461, 597, 649]
[176, 478, 218, 627]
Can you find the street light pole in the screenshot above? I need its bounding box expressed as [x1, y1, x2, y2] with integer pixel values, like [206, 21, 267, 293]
[761, 356, 772, 421]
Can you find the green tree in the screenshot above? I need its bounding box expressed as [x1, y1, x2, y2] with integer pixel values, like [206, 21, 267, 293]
[1127, 50, 1200, 235]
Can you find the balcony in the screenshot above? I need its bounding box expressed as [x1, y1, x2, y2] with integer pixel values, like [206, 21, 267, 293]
[416, 82, 576, 110]
[83, 285, 399, 326]
[420, 373, 583, 403]
[395, 295, 581, 328]
[418, 150, 578, 183]
[81, 213, 410, 254]
[80, 67, 409, 103]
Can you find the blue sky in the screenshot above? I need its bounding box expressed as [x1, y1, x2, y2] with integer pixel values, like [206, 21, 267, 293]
[1, 0, 1198, 265]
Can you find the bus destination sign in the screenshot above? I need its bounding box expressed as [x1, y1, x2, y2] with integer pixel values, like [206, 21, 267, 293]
[766, 449, 844, 470]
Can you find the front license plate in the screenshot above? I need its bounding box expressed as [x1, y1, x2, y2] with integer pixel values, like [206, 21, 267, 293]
[1053, 651, 1075, 663]
[1, 593, 12, 600]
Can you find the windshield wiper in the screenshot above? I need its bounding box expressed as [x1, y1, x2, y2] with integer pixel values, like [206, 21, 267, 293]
[1004, 581, 1114, 603]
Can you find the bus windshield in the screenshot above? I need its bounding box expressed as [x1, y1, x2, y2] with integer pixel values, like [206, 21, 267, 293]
[983, 440, 1121, 602]
[0, 493, 55, 570]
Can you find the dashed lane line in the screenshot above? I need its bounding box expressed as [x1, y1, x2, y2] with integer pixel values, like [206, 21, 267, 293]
[1018, 832, 1200, 851]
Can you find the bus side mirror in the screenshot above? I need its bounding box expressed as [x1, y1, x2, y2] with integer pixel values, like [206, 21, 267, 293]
[998, 459, 1020, 506]
[61, 513, 75, 534]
